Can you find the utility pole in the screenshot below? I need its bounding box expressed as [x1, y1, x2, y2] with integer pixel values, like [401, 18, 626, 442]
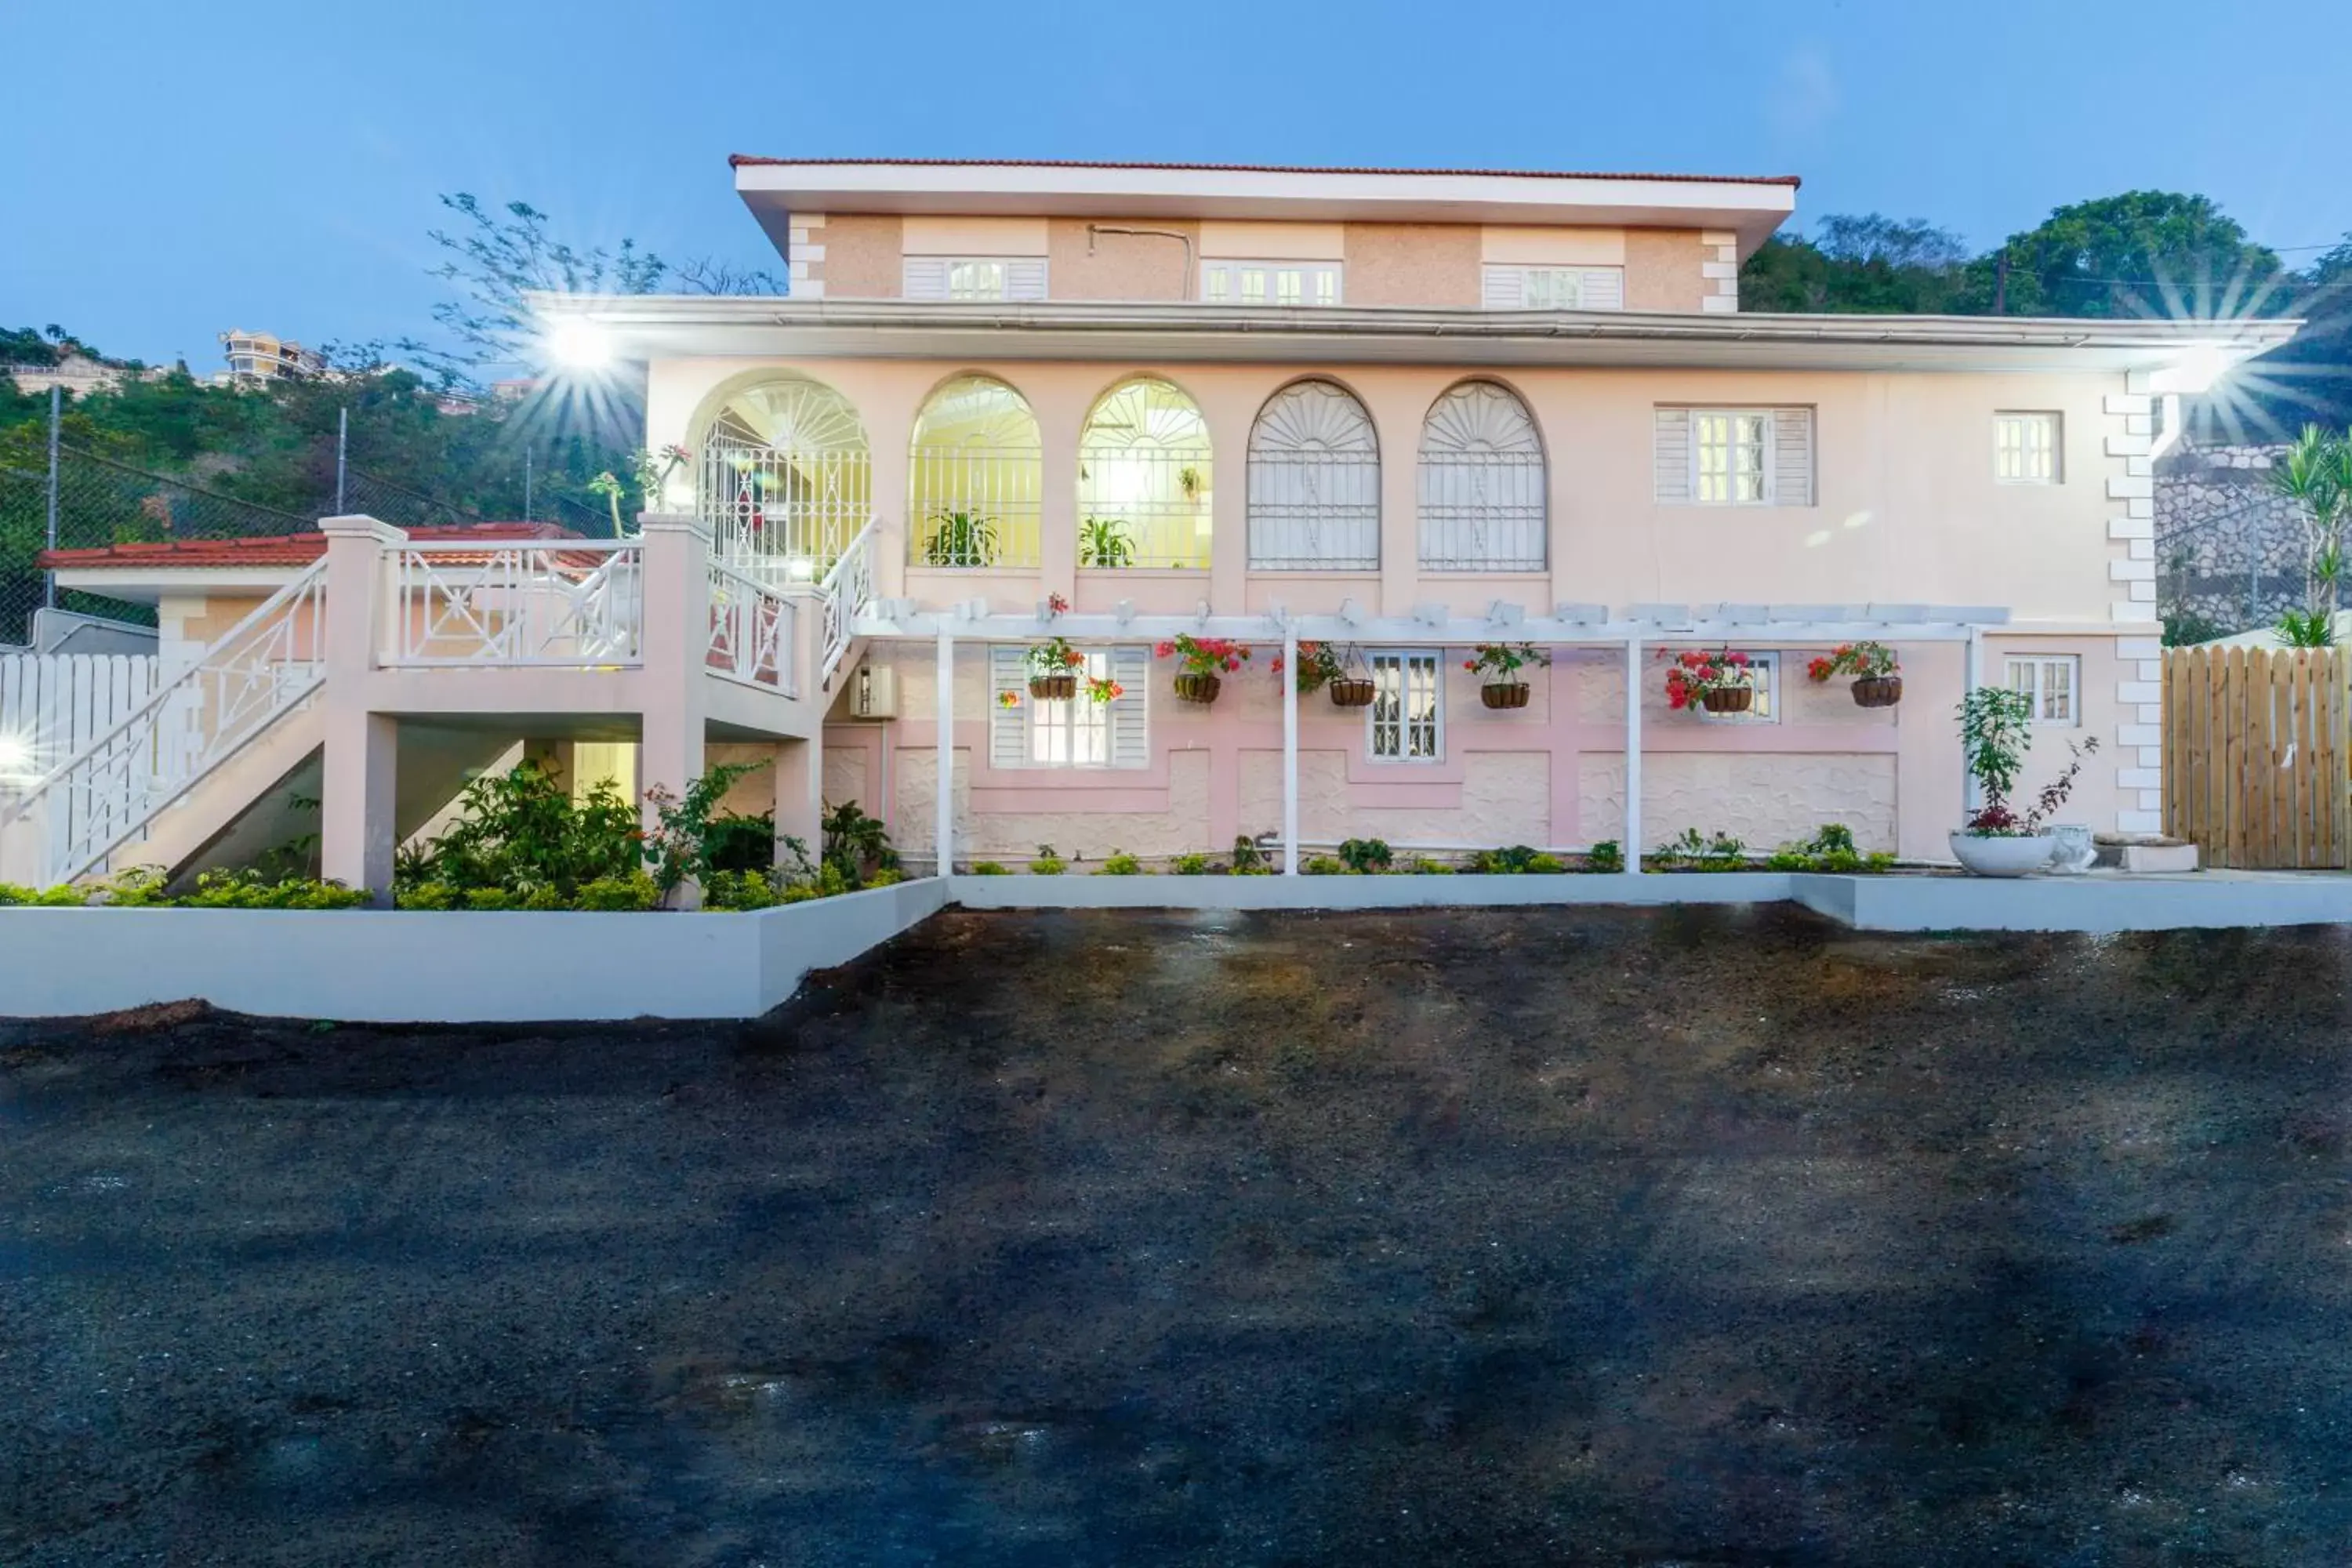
[44, 385, 60, 610]
[335, 406, 348, 514]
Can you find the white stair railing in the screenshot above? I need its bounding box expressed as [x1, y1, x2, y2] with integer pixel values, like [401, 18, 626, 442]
[817, 518, 877, 687]
[706, 557, 800, 698]
[0, 561, 328, 886]
[384, 541, 644, 666]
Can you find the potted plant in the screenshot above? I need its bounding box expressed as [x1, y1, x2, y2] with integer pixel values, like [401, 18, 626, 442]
[1157, 634, 1250, 704]
[1468, 643, 1550, 710]
[1951, 688, 2100, 876]
[1276, 641, 1373, 706]
[1026, 635, 1083, 700]
[1662, 648, 1759, 714]
[923, 510, 999, 567]
[1079, 517, 1134, 568]
[1806, 641, 1903, 708]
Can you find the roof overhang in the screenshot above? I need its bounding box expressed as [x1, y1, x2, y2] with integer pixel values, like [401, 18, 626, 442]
[731, 158, 1800, 258]
[531, 294, 2303, 377]
[48, 565, 300, 604]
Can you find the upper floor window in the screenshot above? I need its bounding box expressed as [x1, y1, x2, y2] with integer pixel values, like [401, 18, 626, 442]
[1481, 265, 1625, 311]
[1653, 408, 1816, 507]
[2005, 655, 2078, 725]
[1247, 379, 1381, 571]
[1368, 651, 1443, 761]
[1994, 412, 2061, 485]
[902, 256, 1047, 302]
[1077, 378, 1214, 570]
[1202, 260, 1341, 307]
[909, 375, 1044, 568]
[988, 645, 1150, 768]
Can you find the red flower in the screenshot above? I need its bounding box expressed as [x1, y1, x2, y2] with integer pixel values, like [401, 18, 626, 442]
[1464, 660, 1476, 671]
[1062, 648, 1083, 666]
[1154, 641, 1175, 658]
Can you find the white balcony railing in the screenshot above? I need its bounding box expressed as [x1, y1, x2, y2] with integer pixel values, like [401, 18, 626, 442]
[705, 558, 800, 698]
[384, 542, 643, 666]
[818, 518, 876, 686]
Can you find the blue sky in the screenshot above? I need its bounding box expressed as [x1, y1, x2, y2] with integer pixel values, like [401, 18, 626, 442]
[9, 0, 2350, 369]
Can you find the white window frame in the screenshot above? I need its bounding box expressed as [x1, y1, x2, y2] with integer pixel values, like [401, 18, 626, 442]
[1028, 649, 1113, 765]
[1691, 410, 1775, 506]
[988, 646, 1149, 770]
[2004, 654, 2080, 726]
[1483, 264, 1626, 310]
[1201, 260, 1343, 307]
[1693, 652, 1780, 724]
[947, 259, 1008, 301]
[1367, 650, 1443, 762]
[1994, 412, 2062, 485]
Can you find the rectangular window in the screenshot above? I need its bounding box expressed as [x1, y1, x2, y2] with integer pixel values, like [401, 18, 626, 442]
[948, 260, 1006, 301]
[1697, 652, 1780, 723]
[1694, 411, 1772, 504]
[1200, 260, 1343, 306]
[1482, 264, 1626, 311]
[902, 256, 1048, 302]
[1368, 651, 1443, 761]
[2005, 655, 2079, 725]
[989, 646, 1150, 769]
[1994, 412, 2061, 484]
[1657, 408, 1814, 506]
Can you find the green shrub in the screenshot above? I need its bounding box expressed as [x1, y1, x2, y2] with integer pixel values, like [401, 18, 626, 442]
[397, 882, 460, 911]
[1466, 845, 1544, 875]
[0, 884, 33, 906]
[1584, 840, 1624, 874]
[1525, 853, 1566, 873]
[1765, 825, 1898, 874]
[702, 809, 780, 875]
[1232, 862, 1273, 877]
[1229, 835, 1271, 874]
[1808, 823, 1857, 856]
[822, 799, 898, 886]
[463, 887, 518, 912]
[1865, 851, 1896, 873]
[865, 868, 904, 888]
[1167, 853, 1211, 876]
[1029, 844, 1065, 876]
[1336, 837, 1394, 874]
[1650, 829, 1747, 872]
[702, 869, 779, 910]
[1764, 850, 1811, 872]
[1406, 856, 1454, 875]
[569, 873, 658, 910]
[173, 869, 368, 909]
[403, 760, 640, 903]
[969, 861, 1011, 876]
[1095, 851, 1145, 876]
[1301, 855, 1352, 875]
[34, 885, 89, 906]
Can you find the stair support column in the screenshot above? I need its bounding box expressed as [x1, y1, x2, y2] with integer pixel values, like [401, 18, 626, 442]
[320, 514, 405, 904]
[639, 514, 710, 908]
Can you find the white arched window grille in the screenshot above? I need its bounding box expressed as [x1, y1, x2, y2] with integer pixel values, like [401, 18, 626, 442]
[1247, 380, 1380, 570]
[697, 376, 871, 574]
[908, 376, 1043, 568]
[1417, 381, 1546, 572]
[1077, 379, 1213, 571]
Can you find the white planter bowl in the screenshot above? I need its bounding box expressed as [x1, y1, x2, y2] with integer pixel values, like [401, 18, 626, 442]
[1949, 831, 2055, 877]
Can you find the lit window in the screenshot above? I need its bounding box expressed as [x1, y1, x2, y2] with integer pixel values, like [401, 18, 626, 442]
[1994, 412, 2061, 484]
[989, 645, 1149, 769]
[949, 260, 1007, 301]
[1032, 651, 1112, 765]
[1369, 652, 1443, 760]
[1694, 411, 1772, 505]
[1696, 652, 1779, 723]
[2005, 655, 2078, 725]
[1201, 260, 1342, 306]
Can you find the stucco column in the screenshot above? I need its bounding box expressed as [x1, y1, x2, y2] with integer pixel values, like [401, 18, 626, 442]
[1039, 401, 1080, 603]
[774, 737, 820, 866]
[1205, 398, 1251, 614]
[869, 412, 910, 603]
[1363, 384, 1425, 617]
[638, 513, 709, 907]
[318, 514, 404, 902]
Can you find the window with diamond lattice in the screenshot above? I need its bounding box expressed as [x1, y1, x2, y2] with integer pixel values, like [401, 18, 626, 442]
[1248, 380, 1379, 570]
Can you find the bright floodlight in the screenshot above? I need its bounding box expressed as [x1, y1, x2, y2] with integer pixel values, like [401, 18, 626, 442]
[2153, 344, 2231, 396]
[546, 319, 612, 372]
[0, 732, 34, 782]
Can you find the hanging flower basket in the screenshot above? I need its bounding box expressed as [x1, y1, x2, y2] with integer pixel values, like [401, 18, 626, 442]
[1025, 635, 1084, 702]
[1700, 685, 1754, 714]
[1806, 641, 1904, 709]
[1029, 673, 1076, 701]
[1327, 677, 1375, 709]
[1174, 672, 1222, 705]
[1852, 674, 1904, 709]
[1158, 635, 1249, 706]
[1480, 681, 1532, 710]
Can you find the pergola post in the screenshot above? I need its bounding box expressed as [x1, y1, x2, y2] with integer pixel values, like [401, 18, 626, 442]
[1624, 633, 1642, 875]
[1282, 628, 1299, 875]
[1962, 626, 1984, 814]
[935, 628, 954, 877]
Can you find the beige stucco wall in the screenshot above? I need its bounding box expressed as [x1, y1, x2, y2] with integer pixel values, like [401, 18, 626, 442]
[1345, 224, 1483, 307]
[1047, 217, 1198, 300]
[818, 214, 904, 299]
[1624, 229, 1706, 312]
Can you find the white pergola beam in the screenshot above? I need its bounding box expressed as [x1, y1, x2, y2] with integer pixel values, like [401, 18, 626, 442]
[857, 612, 2001, 646]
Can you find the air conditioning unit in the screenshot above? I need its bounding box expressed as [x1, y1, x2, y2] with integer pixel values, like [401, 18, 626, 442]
[850, 662, 897, 718]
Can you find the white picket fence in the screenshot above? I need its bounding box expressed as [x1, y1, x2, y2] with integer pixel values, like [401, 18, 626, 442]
[0, 654, 165, 879]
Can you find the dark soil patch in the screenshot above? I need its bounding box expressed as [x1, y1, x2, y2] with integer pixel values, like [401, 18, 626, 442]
[4, 905, 2351, 1564]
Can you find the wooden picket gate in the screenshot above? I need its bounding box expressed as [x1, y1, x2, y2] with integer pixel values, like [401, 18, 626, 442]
[2161, 646, 2351, 869]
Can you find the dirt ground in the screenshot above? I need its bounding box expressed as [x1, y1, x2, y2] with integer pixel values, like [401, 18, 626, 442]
[5, 906, 2352, 1566]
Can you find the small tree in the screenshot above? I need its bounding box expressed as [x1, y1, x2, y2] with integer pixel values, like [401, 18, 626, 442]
[2270, 424, 2352, 644]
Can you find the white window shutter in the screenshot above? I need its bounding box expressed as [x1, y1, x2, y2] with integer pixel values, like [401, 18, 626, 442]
[1653, 408, 1691, 502]
[1481, 265, 1523, 310]
[1005, 259, 1048, 300]
[1109, 646, 1150, 768]
[902, 256, 949, 300]
[1772, 408, 1815, 506]
[989, 646, 1031, 767]
[1579, 267, 1624, 310]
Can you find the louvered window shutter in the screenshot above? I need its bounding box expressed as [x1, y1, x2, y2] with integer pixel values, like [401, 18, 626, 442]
[1109, 646, 1150, 769]
[1653, 408, 1692, 502]
[1579, 267, 1625, 310]
[1771, 408, 1815, 506]
[989, 646, 1031, 768]
[902, 256, 949, 300]
[1005, 259, 1048, 300]
[1481, 265, 1523, 310]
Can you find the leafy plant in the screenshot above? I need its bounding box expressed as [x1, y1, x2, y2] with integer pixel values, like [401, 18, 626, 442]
[1406, 856, 1454, 875]
[1466, 844, 1548, 874]
[2270, 425, 2352, 628]
[1095, 851, 1145, 876]
[1027, 636, 1086, 679]
[1029, 844, 1066, 876]
[1275, 641, 1345, 694]
[1079, 517, 1134, 568]
[1805, 641, 1899, 681]
[924, 510, 1000, 568]
[1649, 829, 1748, 871]
[1230, 835, 1271, 873]
[643, 760, 769, 899]
[1584, 840, 1624, 873]
[1466, 643, 1551, 681]
[821, 799, 898, 885]
[402, 760, 641, 903]
[970, 861, 1011, 876]
[2278, 607, 2336, 648]
[1336, 837, 1394, 874]
[1958, 688, 2100, 835]
[1167, 852, 1211, 875]
[1301, 855, 1352, 875]
[575, 873, 662, 911]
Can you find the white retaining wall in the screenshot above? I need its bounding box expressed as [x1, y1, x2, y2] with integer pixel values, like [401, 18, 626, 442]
[0, 878, 948, 1023]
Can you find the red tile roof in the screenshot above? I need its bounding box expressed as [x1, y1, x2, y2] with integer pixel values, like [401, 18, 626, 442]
[728, 154, 1802, 187]
[41, 523, 580, 572]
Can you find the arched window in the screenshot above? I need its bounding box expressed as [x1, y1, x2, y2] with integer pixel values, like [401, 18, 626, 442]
[1417, 381, 1546, 572]
[908, 376, 1043, 568]
[1247, 379, 1380, 570]
[696, 375, 869, 572]
[1077, 378, 1213, 570]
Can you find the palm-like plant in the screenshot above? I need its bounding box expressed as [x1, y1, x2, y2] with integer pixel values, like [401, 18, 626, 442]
[2270, 425, 2352, 629]
[1079, 517, 1134, 568]
[923, 510, 1000, 568]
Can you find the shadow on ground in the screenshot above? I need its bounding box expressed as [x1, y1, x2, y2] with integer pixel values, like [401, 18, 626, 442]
[4, 906, 2351, 1565]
